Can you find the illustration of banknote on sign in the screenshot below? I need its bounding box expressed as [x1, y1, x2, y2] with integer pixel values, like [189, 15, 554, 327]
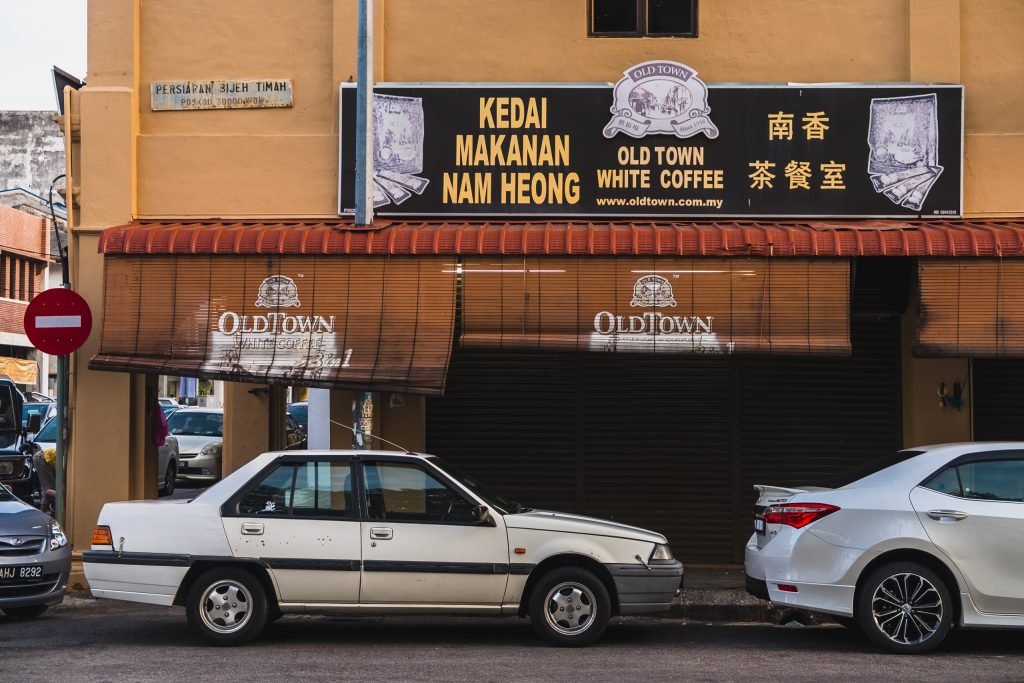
[372, 95, 429, 207]
[867, 94, 942, 212]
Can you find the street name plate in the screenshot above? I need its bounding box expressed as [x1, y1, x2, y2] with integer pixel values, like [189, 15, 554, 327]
[151, 79, 293, 111]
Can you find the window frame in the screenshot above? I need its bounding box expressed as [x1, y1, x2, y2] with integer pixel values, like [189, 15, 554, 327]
[360, 455, 487, 527]
[919, 450, 1024, 504]
[222, 454, 361, 521]
[587, 0, 699, 38]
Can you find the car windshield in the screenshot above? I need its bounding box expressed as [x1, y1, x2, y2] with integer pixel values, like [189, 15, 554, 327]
[428, 456, 525, 515]
[35, 417, 58, 443]
[167, 411, 223, 437]
[820, 450, 925, 489]
[0, 385, 19, 431]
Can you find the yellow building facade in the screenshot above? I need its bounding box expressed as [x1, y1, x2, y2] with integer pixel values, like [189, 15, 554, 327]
[63, 1, 1024, 560]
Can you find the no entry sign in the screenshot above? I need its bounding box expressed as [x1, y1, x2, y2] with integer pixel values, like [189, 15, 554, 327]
[24, 288, 93, 355]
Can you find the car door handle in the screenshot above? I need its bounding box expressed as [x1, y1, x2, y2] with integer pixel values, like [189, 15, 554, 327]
[927, 509, 969, 521]
[369, 527, 393, 540]
[241, 522, 265, 535]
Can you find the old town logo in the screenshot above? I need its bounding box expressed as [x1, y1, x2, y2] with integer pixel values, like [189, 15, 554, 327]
[630, 275, 677, 308]
[255, 275, 301, 308]
[216, 276, 335, 337]
[603, 61, 719, 140]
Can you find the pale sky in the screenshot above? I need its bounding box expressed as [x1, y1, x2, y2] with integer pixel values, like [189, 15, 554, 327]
[0, 0, 87, 111]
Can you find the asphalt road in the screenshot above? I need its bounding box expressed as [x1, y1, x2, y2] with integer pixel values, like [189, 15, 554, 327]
[3, 597, 1024, 683]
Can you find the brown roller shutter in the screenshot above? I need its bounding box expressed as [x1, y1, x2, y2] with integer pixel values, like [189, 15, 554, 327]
[92, 255, 457, 394]
[461, 257, 850, 355]
[917, 259, 1024, 357]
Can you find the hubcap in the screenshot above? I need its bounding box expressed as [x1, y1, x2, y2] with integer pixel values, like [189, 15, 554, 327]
[199, 580, 252, 634]
[543, 581, 596, 636]
[871, 572, 943, 645]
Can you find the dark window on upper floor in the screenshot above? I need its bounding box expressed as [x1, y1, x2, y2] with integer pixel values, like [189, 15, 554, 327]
[590, 0, 698, 37]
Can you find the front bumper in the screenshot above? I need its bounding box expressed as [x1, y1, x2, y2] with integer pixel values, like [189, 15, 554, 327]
[606, 560, 684, 615]
[178, 452, 221, 481]
[0, 546, 71, 610]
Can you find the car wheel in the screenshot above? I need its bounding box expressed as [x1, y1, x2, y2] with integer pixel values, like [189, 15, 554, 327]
[185, 567, 269, 646]
[2, 604, 49, 618]
[159, 462, 176, 497]
[528, 567, 611, 647]
[856, 561, 953, 654]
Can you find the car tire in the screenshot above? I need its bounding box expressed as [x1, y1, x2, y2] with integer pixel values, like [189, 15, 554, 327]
[2, 604, 49, 618]
[528, 567, 611, 647]
[159, 462, 176, 497]
[185, 567, 269, 646]
[855, 561, 953, 654]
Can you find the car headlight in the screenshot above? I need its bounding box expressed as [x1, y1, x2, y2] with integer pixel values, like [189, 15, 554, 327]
[200, 443, 222, 457]
[650, 543, 674, 561]
[50, 522, 68, 551]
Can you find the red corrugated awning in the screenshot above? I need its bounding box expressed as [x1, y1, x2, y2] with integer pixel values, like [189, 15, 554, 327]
[98, 219, 1024, 258]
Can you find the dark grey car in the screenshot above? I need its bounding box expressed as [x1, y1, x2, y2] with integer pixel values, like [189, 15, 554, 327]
[0, 484, 71, 617]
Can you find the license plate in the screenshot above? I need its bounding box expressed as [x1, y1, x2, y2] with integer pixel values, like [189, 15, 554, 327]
[0, 565, 43, 583]
[754, 517, 766, 535]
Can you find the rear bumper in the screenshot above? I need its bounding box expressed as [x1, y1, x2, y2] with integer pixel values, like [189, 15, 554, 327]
[606, 560, 684, 615]
[745, 574, 770, 601]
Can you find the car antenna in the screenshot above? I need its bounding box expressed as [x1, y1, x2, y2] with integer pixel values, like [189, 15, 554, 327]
[327, 418, 413, 453]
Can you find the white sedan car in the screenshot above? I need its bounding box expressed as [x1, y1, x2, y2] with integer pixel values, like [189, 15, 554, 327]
[84, 450, 682, 646]
[746, 442, 1024, 653]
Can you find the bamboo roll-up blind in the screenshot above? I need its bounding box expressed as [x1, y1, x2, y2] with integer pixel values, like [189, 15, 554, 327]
[92, 255, 458, 395]
[460, 257, 850, 355]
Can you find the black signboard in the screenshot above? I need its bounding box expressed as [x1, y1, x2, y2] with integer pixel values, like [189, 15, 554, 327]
[339, 81, 962, 218]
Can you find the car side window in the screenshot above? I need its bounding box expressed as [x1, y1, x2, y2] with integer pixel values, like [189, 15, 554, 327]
[923, 467, 961, 496]
[291, 461, 353, 517]
[237, 461, 353, 517]
[238, 465, 295, 516]
[363, 461, 477, 524]
[956, 460, 1024, 503]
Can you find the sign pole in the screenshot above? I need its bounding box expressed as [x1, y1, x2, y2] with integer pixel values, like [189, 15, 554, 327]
[354, 0, 374, 226]
[55, 352, 67, 524]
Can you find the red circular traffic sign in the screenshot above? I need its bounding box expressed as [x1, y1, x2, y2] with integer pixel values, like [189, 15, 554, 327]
[24, 288, 94, 355]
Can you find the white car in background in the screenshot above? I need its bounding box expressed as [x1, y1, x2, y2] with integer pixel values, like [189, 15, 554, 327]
[30, 417, 180, 497]
[746, 443, 1024, 653]
[166, 407, 223, 483]
[84, 450, 682, 647]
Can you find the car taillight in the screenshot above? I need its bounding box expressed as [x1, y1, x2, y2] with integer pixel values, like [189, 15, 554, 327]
[763, 503, 839, 528]
[92, 525, 113, 547]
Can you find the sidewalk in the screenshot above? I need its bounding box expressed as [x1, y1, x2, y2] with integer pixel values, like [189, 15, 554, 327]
[67, 561, 821, 624]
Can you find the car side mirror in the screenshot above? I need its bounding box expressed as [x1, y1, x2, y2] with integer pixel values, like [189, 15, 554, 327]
[473, 504, 495, 526]
[27, 413, 41, 435]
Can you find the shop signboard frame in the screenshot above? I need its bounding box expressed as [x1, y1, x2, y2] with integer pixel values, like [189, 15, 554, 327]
[338, 78, 963, 219]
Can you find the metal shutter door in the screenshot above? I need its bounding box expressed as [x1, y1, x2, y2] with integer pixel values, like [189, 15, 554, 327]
[974, 360, 1024, 440]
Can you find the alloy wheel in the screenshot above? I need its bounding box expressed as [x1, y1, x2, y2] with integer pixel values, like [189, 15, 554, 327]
[199, 580, 253, 634]
[871, 572, 944, 645]
[543, 581, 596, 636]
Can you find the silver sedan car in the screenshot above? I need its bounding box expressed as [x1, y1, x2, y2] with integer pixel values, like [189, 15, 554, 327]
[746, 443, 1024, 653]
[0, 484, 71, 617]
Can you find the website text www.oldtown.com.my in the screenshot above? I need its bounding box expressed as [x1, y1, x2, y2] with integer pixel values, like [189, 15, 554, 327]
[595, 196, 724, 209]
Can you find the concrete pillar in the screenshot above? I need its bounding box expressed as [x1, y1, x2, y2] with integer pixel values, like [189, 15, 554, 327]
[307, 388, 331, 449]
[330, 389, 355, 448]
[900, 313, 972, 447]
[268, 385, 288, 452]
[129, 374, 158, 500]
[222, 382, 271, 475]
[909, 0, 961, 82]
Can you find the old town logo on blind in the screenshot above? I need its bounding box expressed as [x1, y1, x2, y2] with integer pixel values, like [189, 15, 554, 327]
[591, 273, 724, 353]
[255, 275, 301, 308]
[603, 61, 719, 140]
[203, 274, 352, 381]
[630, 275, 677, 308]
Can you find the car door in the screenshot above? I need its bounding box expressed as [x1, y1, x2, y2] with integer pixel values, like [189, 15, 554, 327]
[910, 453, 1024, 615]
[221, 456, 361, 604]
[358, 457, 509, 607]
